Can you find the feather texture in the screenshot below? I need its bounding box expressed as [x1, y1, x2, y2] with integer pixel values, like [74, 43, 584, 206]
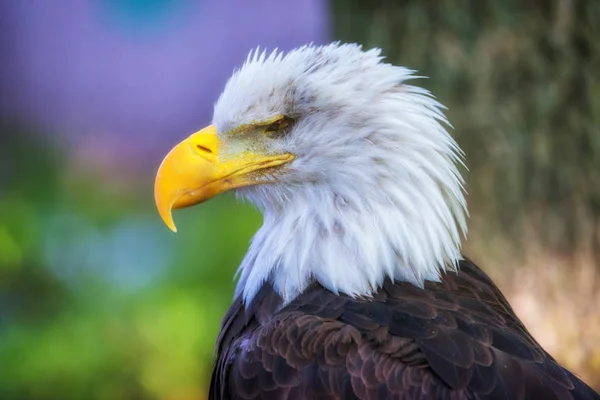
[209, 258, 599, 400]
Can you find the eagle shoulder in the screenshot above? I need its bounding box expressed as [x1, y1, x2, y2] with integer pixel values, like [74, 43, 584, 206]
[209, 259, 599, 400]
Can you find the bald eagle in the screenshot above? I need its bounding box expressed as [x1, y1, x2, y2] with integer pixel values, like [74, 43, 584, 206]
[154, 43, 599, 399]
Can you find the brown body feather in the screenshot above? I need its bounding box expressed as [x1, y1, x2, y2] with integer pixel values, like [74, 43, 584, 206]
[209, 258, 599, 399]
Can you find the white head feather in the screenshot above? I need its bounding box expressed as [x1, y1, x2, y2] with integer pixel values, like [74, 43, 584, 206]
[212, 43, 468, 304]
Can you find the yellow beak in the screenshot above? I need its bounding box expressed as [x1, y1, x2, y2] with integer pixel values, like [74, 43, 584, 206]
[154, 125, 294, 232]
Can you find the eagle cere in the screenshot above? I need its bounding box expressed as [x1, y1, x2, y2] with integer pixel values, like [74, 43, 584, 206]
[154, 43, 600, 399]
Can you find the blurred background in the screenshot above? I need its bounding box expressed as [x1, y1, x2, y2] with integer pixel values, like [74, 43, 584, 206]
[0, 0, 598, 398]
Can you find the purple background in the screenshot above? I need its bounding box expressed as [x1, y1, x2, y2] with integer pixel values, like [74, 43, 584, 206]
[1, 0, 329, 171]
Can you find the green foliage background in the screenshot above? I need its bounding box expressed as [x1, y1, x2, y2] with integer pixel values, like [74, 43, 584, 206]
[1, 1, 599, 399]
[0, 124, 259, 399]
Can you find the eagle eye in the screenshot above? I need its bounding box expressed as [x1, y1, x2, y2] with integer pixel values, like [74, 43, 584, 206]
[265, 116, 293, 136]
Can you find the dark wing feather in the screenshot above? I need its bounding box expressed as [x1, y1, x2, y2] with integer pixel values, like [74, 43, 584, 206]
[209, 258, 600, 400]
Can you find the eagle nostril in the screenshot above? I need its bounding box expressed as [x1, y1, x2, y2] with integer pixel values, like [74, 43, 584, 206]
[197, 145, 213, 155]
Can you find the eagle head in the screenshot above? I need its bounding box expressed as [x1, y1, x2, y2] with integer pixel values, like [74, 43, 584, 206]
[154, 43, 467, 303]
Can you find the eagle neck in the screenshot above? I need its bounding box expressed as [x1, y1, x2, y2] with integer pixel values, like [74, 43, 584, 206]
[235, 181, 464, 305]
